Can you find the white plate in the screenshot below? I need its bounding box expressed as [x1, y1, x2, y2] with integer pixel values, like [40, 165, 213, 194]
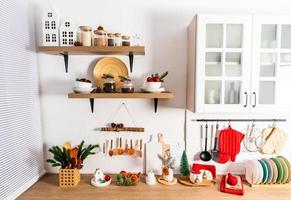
[91, 178, 111, 188]
[141, 87, 165, 93]
[256, 159, 264, 184]
[73, 86, 94, 94]
[245, 160, 259, 185]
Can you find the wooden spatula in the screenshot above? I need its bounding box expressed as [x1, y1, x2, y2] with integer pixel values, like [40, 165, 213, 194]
[109, 139, 113, 157]
[128, 139, 135, 156]
[139, 139, 143, 158]
[118, 137, 124, 155]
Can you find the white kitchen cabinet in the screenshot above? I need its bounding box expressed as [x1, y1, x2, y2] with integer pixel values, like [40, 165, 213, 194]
[187, 14, 291, 113]
[187, 14, 252, 113]
[251, 15, 291, 113]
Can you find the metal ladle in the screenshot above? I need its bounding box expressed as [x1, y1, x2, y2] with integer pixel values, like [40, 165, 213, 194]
[200, 123, 212, 161]
[211, 123, 219, 161]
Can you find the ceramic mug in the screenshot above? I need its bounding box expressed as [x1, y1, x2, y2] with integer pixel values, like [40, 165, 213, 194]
[189, 172, 203, 184]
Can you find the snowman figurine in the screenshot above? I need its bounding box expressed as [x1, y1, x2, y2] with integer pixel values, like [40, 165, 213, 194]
[146, 170, 157, 185]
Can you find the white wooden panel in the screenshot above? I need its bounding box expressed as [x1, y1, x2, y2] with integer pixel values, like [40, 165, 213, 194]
[0, 0, 44, 199]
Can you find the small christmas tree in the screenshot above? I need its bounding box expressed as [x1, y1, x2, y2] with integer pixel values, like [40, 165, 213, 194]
[180, 150, 190, 178]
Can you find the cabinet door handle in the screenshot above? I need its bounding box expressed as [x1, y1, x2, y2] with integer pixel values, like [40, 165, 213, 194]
[244, 92, 248, 107]
[252, 92, 257, 107]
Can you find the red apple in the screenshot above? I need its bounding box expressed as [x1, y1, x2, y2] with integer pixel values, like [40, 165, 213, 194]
[152, 77, 160, 82]
[147, 77, 153, 82]
[105, 175, 111, 182]
[226, 173, 238, 186]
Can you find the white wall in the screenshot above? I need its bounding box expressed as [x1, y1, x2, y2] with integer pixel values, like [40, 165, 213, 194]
[34, 0, 291, 174]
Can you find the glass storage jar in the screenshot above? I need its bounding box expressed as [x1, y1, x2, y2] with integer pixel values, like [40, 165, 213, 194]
[114, 33, 122, 46]
[94, 30, 106, 47]
[121, 80, 134, 93]
[107, 33, 114, 47]
[122, 35, 130, 46]
[79, 26, 92, 46]
[132, 33, 142, 46]
[103, 78, 116, 93]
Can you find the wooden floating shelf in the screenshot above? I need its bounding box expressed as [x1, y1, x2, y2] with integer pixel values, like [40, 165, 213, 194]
[68, 92, 174, 113]
[38, 46, 145, 55]
[100, 127, 144, 132]
[68, 92, 173, 99]
[38, 46, 145, 73]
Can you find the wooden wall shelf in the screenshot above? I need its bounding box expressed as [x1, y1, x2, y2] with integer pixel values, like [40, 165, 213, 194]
[38, 46, 145, 73]
[68, 92, 173, 113]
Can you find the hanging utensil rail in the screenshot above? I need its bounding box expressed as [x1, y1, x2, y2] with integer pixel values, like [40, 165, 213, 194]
[192, 119, 287, 122]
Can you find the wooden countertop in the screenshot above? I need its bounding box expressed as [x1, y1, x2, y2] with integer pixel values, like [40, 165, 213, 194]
[18, 174, 291, 200]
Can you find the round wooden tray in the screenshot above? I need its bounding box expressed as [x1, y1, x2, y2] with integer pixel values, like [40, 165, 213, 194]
[93, 57, 128, 91]
[157, 177, 177, 186]
[178, 177, 214, 187]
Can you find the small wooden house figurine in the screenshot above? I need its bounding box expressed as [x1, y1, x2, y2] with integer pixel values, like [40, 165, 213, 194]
[41, 7, 59, 46]
[59, 19, 76, 46]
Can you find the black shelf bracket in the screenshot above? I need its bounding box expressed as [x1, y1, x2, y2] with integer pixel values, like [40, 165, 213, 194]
[89, 98, 94, 113]
[60, 53, 69, 73]
[129, 52, 134, 73]
[154, 98, 158, 113]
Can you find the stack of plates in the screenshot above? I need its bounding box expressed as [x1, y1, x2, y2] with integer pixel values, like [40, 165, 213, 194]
[245, 156, 291, 185]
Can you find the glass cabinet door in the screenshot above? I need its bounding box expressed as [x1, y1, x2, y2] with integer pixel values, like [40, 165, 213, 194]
[202, 21, 250, 112]
[196, 15, 252, 113]
[252, 16, 291, 112]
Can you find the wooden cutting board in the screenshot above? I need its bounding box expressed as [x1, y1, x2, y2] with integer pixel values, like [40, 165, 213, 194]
[146, 134, 163, 175]
[158, 133, 170, 157]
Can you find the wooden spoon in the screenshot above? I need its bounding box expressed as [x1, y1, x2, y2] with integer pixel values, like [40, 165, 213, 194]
[128, 139, 134, 156]
[109, 139, 113, 157]
[125, 139, 129, 154]
[118, 137, 124, 155]
[139, 139, 143, 158]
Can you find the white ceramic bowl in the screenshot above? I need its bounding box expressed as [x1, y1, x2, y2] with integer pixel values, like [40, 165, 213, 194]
[75, 81, 92, 88]
[144, 82, 161, 89]
[73, 86, 94, 94]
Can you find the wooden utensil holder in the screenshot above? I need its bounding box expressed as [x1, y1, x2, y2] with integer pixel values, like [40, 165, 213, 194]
[59, 169, 80, 187]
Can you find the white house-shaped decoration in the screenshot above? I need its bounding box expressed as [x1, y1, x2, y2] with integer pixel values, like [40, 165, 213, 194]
[41, 7, 59, 46]
[59, 19, 76, 46]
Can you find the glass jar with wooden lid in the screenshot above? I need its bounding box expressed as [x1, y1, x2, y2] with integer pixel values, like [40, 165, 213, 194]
[93, 30, 106, 47]
[78, 26, 92, 46]
[114, 33, 122, 46]
[122, 35, 130, 46]
[107, 33, 114, 47]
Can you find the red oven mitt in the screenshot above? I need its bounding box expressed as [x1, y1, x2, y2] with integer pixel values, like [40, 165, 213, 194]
[218, 127, 244, 163]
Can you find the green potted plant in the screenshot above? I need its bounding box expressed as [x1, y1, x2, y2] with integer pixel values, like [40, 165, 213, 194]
[46, 141, 99, 187]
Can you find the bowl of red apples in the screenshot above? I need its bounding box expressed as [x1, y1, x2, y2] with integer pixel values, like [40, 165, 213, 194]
[142, 71, 168, 92]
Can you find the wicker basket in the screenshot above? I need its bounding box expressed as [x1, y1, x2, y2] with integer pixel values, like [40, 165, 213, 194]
[59, 169, 80, 187]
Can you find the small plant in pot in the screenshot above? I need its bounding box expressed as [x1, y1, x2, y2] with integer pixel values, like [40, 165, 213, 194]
[158, 149, 175, 182]
[145, 71, 168, 89]
[47, 141, 99, 187]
